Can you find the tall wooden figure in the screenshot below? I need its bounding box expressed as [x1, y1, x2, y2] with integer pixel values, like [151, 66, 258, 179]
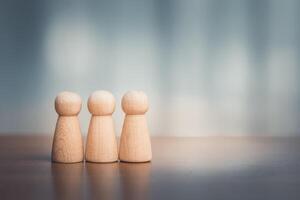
[52, 91, 84, 163]
[119, 91, 152, 162]
[85, 91, 118, 163]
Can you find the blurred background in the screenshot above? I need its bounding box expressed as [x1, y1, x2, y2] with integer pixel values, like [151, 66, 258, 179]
[0, 0, 299, 136]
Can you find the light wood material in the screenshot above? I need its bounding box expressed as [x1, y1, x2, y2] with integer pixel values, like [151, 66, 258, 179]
[85, 91, 118, 163]
[51, 91, 84, 163]
[119, 91, 152, 162]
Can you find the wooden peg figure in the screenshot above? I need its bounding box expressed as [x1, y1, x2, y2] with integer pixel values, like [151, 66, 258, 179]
[52, 91, 84, 163]
[85, 91, 118, 163]
[119, 91, 152, 162]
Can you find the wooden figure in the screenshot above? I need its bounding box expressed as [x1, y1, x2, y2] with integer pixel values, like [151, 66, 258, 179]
[85, 90, 118, 163]
[119, 91, 152, 162]
[52, 91, 84, 163]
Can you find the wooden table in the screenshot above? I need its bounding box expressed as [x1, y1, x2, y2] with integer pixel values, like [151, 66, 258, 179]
[0, 136, 300, 200]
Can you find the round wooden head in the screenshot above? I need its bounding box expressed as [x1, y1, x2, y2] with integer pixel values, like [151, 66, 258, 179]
[88, 90, 115, 115]
[55, 91, 82, 116]
[122, 91, 148, 115]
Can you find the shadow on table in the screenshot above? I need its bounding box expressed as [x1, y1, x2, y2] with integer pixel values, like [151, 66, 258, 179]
[51, 162, 84, 200]
[51, 161, 152, 200]
[119, 162, 151, 200]
[86, 162, 119, 200]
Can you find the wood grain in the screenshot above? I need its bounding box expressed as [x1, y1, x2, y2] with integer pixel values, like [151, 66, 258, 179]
[119, 115, 152, 162]
[52, 116, 84, 163]
[85, 116, 118, 162]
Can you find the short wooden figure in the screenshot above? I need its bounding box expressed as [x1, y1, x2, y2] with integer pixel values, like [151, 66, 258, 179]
[119, 91, 152, 162]
[52, 91, 84, 163]
[85, 90, 118, 163]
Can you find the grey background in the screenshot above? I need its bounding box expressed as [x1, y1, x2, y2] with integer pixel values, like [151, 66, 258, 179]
[0, 0, 299, 136]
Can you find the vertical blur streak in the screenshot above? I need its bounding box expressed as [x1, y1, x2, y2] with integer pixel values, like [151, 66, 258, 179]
[246, 0, 269, 134]
[0, 0, 299, 136]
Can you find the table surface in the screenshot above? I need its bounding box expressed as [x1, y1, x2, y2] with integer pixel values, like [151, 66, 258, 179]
[0, 136, 300, 200]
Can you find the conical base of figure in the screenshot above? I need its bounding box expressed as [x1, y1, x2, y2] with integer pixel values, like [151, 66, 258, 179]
[85, 116, 118, 163]
[52, 116, 84, 163]
[119, 115, 152, 162]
